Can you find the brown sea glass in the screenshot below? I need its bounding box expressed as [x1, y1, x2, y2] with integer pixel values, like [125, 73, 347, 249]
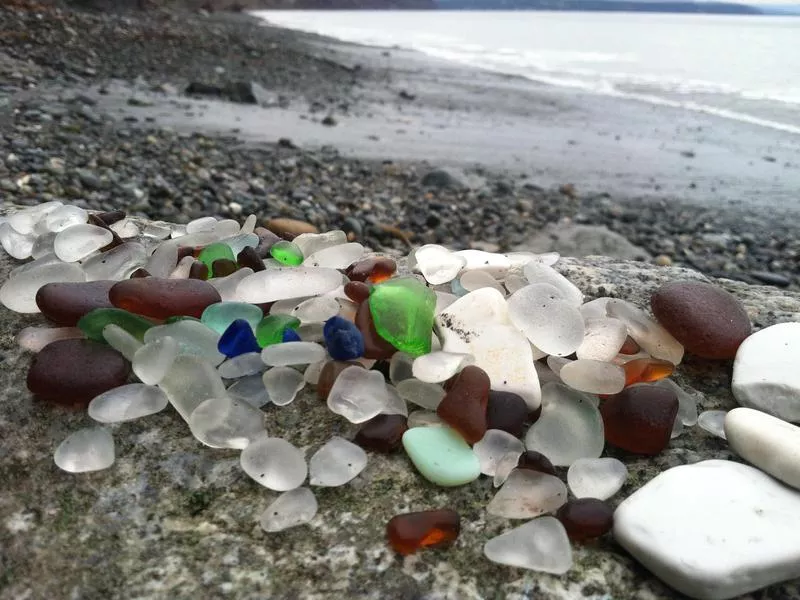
[355, 300, 397, 360]
[27, 338, 130, 407]
[623, 357, 674, 386]
[344, 281, 371, 304]
[189, 261, 209, 280]
[237, 246, 266, 272]
[346, 257, 398, 284]
[651, 280, 751, 359]
[619, 336, 641, 355]
[436, 365, 490, 444]
[355, 414, 408, 453]
[109, 278, 221, 319]
[211, 258, 238, 278]
[485, 390, 531, 437]
[130, 268, 151, 279]
[516, 450, 557, 476]
[556, 498, 614, 542]
[386, 509, 461, 555]
[600, 384, 679, 455]
[35, 280, 115, 326]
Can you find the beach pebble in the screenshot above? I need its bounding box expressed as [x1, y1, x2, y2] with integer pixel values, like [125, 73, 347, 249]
[725, 407, 800, 490]
[260, 488, 318, 532]
[308, 436, 368, 487]
[144, 320, 225, 366]
[240, 436, 307, 491]
[524, 383, 604, 467]
[217, 352, 266, 379]
[607, 298, 684, 365]
[651, 281, 751, 359]
[655, 378, 700, 426]
[485, 390, 532, 437]
[483, 516, 572, 574]
[354, 414, 408, 453]
[54, 427, 115, 473]
[567, 457, 628, 500]
[732, 322, 800, 422]
[35, 280, 115, 325]
[614, 460, 800, 599]
[303, 242, 364, 269]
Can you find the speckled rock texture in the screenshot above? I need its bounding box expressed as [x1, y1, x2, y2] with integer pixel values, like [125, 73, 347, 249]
[1, 243, 799, 599]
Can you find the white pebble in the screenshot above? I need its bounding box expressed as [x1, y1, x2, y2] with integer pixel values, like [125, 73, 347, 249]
[208, 267, 254, 302]
[240, 437, 307, 491]
[567, 457, 628, 500]
[260, 487, 318, 532]
[309, 436, 368, 487]
[0, 222, 35, 260]
[88, 384, 168, 423]
[144, 320, 224, 366]
[82, 242, 146, 281]
[459, 270, 505, 294]
[291, 296, 340, 323]
[54, 427, 115, 473]
[44, 205, 88, 233]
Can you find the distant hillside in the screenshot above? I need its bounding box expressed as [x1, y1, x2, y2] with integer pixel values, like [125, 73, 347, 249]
[435, 0, 763, 13]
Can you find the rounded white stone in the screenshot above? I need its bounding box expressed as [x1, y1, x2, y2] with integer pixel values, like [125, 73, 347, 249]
[567, 457, 628, 500]
[484, 516, 572, 574]
[525, 382, 605, 466]
[82, 242, 146, 281]
[54, 427, 115, 473]
[0, 222, 35, 260]
[725, 407, 800, 491]
[88, 384, 168, 423]
[308, 436, 368, 487]
[732, 322, 800, 423]
[260, 487, 318, 532]
[45, 205, 88, 233]
[291, 296, 340, 323]
[240, 437, 307, 491]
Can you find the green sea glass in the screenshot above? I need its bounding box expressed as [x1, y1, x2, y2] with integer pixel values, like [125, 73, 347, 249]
[270, 241, 304, 266]
[369, 277, 435, 356]
[78, 308, 153, 342]
[255, 314, 301, 347]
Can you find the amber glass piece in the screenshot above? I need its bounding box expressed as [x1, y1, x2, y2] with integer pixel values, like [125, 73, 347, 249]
[355, 414, 408, 453]
[35, 280, 115, 326]
[317, 360, 364, 401]
[436, 365, 490, 444]
[556, 498, 614, 542]
[346, 257, 398, 284]
[651, 280, 751, 359]
[516, 450, 557, 476]
[485, 390, 530, 437]
[212, 258, 238, 278]
[600, 384, 678, 455]
[253, 227, 281, 258]
[177, 246, 195, 262]
[109, 278, 221, 320]
[623, 357, 674, 386]
[344, 281, 371, 304]
[130, 268, 151, 279]
[355, 300, 397, 360]
[88, 213, 124, 250]
[237, 246, 266, 272]
[619, 336, 640, 355]
[27, 338, 130, 407]
[189, 261, 209, 280]
[386, 509, 460, 555]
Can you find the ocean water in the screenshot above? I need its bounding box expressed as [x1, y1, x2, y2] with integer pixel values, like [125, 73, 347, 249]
[254, 10, 800, 134]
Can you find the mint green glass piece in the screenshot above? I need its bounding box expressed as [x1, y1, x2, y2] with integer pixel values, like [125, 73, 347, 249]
[270, 241, 304, 266]
[78, 308, 153, 342]
[201, 302, 263, 334]
[402, 426, 481, 487]
[369, 276, 436, 356]
[255, 314, 301, 347]
[198, 243, 235, 276]
[164, 315, 202, 325]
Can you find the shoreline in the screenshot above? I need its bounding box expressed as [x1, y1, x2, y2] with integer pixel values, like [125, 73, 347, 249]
[1, 3, 799, 287]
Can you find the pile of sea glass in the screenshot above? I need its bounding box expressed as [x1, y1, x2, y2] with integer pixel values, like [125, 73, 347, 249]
[2, 201, 798, 594]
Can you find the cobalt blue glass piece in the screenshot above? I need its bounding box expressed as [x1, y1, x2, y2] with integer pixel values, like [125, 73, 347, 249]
[218, 319, 261, 358]
[323, 316, 365, 361]
[282, 328, 302, 343]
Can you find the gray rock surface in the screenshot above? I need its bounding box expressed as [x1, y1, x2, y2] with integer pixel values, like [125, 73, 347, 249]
[0, 249, 799, 599]
[516, 223, 652, 261]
